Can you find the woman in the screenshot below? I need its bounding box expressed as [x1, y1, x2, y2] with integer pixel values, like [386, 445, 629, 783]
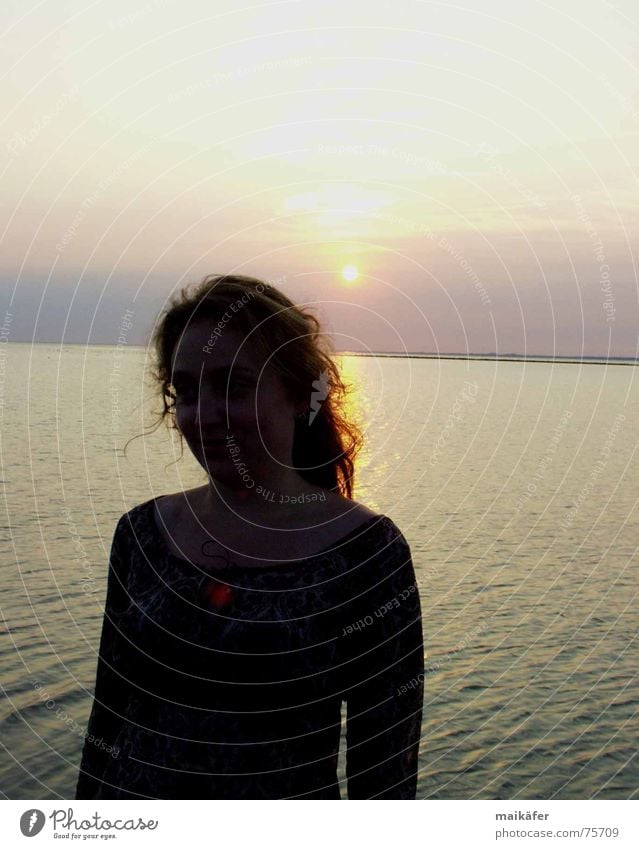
[76, 274, 424, 799]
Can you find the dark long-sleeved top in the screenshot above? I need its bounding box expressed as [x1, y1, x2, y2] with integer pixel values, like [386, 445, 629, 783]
[75, 497, 424, 799]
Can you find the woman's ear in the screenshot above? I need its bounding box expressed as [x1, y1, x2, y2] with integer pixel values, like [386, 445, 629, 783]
[284, 386, 307, 418]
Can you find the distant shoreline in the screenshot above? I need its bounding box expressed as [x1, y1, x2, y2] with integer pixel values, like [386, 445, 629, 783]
[337, 352, 639, 366]
[6, 341, 639, 365]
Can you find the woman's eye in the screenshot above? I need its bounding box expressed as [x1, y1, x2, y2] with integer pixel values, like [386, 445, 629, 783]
[172, 383, 195, 401]
[171, 379, 251, 402]
[227, 379, 250, 396]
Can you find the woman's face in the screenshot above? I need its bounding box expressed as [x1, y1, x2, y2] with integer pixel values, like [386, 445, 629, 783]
[169, 318, 301, 488]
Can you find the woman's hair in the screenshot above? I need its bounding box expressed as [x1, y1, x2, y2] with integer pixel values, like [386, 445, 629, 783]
[132, 273, 363, 498]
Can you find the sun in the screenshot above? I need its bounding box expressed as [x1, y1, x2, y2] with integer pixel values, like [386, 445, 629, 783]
[341, 265, 358, 283]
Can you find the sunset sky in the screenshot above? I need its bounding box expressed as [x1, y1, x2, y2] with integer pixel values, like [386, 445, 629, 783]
[2, 0, 638, 356]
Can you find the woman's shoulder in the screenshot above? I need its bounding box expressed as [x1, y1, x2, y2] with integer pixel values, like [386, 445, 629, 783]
[316, 493, 411, 560]
[112, 495, 164, 543]
[317, 491, 379, 525]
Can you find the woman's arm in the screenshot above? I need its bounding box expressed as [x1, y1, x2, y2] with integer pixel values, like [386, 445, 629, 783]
[75, 515, 132, 799]
[340, 519, 424, 799]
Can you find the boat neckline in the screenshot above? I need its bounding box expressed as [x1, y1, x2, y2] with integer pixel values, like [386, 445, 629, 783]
[144, 496, 387, 571]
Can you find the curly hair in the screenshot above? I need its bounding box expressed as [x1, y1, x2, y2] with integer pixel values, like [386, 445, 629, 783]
[131, 273, 363, 498]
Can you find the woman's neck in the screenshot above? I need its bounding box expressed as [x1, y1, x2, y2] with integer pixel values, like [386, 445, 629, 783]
[199, 472, 329, 525]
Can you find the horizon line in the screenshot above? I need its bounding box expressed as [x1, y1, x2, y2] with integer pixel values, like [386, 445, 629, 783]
[5, 341, 639, 364]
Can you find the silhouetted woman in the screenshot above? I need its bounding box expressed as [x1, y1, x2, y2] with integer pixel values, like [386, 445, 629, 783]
[76, 274, 424, 799]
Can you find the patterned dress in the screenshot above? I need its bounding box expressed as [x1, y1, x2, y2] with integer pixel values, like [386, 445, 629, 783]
[75, 497, 424, 799]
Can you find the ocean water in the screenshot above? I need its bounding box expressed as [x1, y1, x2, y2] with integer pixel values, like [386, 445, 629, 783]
[1, 342, 637, 799]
